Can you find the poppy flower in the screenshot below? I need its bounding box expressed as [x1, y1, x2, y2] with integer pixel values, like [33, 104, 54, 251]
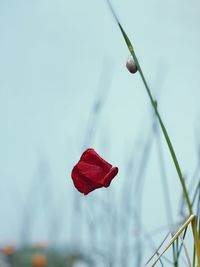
[71, 148, 118, 195]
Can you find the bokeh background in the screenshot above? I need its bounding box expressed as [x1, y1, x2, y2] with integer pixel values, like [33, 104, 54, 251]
[1, 0, 200, 266]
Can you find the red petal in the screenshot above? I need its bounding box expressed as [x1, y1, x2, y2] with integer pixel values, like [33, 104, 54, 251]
[102, 167, 118, 187]
[77, 161, 107, 183]
[80, 148, 112, 172]
[71, 148, 119, 195]
[71, 165, 102, 195]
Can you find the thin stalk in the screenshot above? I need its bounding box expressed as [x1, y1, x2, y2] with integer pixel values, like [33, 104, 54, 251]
[155, 122, 177, 266]
[193, 187, 200, 267]
[192, 243, 196, 267]
[177, 227, 188, 258]
[175, 239, 179, 267]
[117, 22, 193, 215]
[117, 24, 200, 265]
[192, 217, 200, 267]
[179, 235, 192, 267]
[106, 0, 192, 214]
[151, 215, 195, 266]
[106, 2, 200, 264]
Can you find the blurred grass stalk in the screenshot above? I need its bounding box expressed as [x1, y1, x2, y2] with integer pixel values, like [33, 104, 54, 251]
[106, 0, 200, 265]
[71, 59, 114, 265]
[151, 214, 197, 266]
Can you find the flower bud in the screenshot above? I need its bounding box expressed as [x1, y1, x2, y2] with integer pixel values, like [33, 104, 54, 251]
[126, 55, 137, 74]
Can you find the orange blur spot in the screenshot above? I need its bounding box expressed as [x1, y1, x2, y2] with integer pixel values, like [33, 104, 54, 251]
[31, 255, 47, 267]
[1, 245, 15, 256]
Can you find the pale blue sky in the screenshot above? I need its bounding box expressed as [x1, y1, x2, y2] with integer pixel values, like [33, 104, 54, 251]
[0, 0, 200, 264]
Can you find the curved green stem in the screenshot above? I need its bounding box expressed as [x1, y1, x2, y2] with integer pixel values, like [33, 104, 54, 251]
[106, 0, 199, 262]
[138, 61, 193, 215]
[118, 22, 193, 215]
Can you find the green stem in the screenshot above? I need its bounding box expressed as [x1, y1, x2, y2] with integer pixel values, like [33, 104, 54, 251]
[107, 1, 200, 261]
[118, 22, 193, 215]
[138, 63, 193, 215]
[172, 237, 177, 267]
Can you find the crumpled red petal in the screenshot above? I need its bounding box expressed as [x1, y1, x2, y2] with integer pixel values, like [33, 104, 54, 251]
[71, 148, 118, 195]
[72, 165, 102, 195]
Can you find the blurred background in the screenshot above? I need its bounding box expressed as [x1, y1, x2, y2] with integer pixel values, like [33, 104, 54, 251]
[1, 0, 200, 266]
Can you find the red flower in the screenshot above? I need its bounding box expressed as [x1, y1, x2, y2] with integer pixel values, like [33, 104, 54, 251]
[71, 148, 118, 195]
